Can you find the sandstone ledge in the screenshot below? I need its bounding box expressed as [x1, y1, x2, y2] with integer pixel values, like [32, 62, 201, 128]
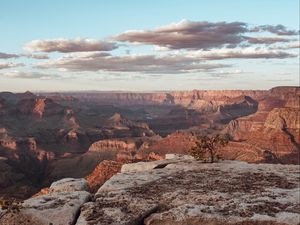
[0, 178, 91, 225]
[78, 159, 300, 225]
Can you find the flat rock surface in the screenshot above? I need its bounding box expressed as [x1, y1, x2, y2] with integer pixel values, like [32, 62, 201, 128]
[0, 178, 91, 225]
[21, 191, 90, 225]
[49, 177, 89, 192]
[78, 159, 300, 225]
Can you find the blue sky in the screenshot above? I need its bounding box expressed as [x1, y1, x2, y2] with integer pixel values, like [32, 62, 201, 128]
[0, 0, 299, 91]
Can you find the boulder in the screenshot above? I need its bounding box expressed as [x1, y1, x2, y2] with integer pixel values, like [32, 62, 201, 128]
[49, 178, 89, 193]
[21, 191, 90, 225]
[0, 178, 90, 225]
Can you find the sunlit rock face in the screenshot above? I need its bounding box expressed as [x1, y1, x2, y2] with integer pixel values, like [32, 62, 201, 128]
[77, 158, 300, 225]
[16, 98, 64, 118]
[222, 86, 300, 164]
[0, 178, 90, 225]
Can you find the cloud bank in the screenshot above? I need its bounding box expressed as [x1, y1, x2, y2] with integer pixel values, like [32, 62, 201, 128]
[114, 20, 248, 50]
[37, 54, 229, 74]
[114, 20, 298, 50]
[0, 62, 24, 70]
[24, 38, 118, 53]
[251, 25, 299, 36]
[1, 20, 298, 78]
[0, 71, 64, 80]
[0, 52, 19, 59]
[190, 48, 296, 60]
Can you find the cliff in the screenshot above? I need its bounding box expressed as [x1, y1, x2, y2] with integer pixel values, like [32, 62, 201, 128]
[88, 139, 137, 152]
[0, 86, 298, 203]
[222, 87, 300, 164]
[65, 90, 268, 113]
[16, 98, 64, 118]
[79, 157, 300, 225]
[3, 157, 299, 225]
[85, 160, 122, 192]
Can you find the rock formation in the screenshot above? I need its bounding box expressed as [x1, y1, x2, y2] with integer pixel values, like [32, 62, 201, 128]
[88, 139, 137, 152]
[85, 160, 122, 193]
[222, 87, 300, 164]
[141, 131, 197, 156]
[16, 98, 64, 118]
[2, 157, 299, 225]
[0, 178, 90, 225]
[65, 89, 268, 108]
[78, 157, 299, 225]
[0, 86, 299, 201]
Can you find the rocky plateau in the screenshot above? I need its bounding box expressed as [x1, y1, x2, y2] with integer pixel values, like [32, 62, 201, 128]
[1, 156, 299, 225]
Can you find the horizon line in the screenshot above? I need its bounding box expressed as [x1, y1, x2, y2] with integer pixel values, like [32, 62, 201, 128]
[1, 86, 299, 94]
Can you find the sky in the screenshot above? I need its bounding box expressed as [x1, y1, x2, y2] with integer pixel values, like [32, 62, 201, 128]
[0, 0, 299, 92]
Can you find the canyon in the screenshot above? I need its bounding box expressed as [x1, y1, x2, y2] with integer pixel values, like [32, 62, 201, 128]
[0, 86, 299, 202]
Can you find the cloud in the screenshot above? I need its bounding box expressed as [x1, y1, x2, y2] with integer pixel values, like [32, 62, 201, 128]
[36, 53, 229, 74]
[0, 52, 19, 59]
[0, 52, 49, 59]
[35, 44, 295, 74]
[189, 48, 297, 60]
[114, 20, 248, 50]
[114, 20, 299, 51]
[0, 62, 24, 70]
[269, 41, 300, 50]
[23, 53, 49, 59]
[24, 38, 118, 53]
[245, 37, 293, 44]
[4, 20, 297, 77]
[62, 51, 111, 59]
[252, 25, 299, 36]
[93, 73, 146, 81]
[0, 70, 64, 80]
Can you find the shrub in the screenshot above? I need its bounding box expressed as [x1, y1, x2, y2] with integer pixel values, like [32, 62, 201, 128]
[189, 134, 228, 163]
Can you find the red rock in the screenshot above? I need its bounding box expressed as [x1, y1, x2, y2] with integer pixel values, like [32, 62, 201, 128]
[17, 98, 64, 118]
[85, 160, 122, 193]
[88, 139, 137, 152]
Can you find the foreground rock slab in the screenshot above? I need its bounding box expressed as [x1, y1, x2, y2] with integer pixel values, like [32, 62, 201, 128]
[21, 191, 90, 225]
[49, 177, 89, 193]
[0, 178, 91, 225]
[78, 159, 300, 225]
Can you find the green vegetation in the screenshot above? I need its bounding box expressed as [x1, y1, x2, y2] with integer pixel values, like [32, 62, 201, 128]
[189, 135, 228, 163]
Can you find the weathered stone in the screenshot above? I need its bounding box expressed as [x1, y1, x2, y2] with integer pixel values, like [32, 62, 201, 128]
[144, 204, 300, 225]
[165, 153, 194, 160]
[120, 157, 194, 173]
[21, 190, 90, 225]
[49, 178, 89, 193]
[76, 191, 158, 225]
[86, 160, 123, 193]
[83, 158, 300, 225]
[96, 169, 169, 194]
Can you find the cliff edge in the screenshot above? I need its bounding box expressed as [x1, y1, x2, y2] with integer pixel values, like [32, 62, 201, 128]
[1, 156, 299, 225]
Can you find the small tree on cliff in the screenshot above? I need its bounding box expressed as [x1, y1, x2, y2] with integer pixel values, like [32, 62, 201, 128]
[189, 135, 228, 163]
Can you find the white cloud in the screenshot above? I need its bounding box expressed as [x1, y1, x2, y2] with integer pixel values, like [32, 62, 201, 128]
[24, 38, 118, 53]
